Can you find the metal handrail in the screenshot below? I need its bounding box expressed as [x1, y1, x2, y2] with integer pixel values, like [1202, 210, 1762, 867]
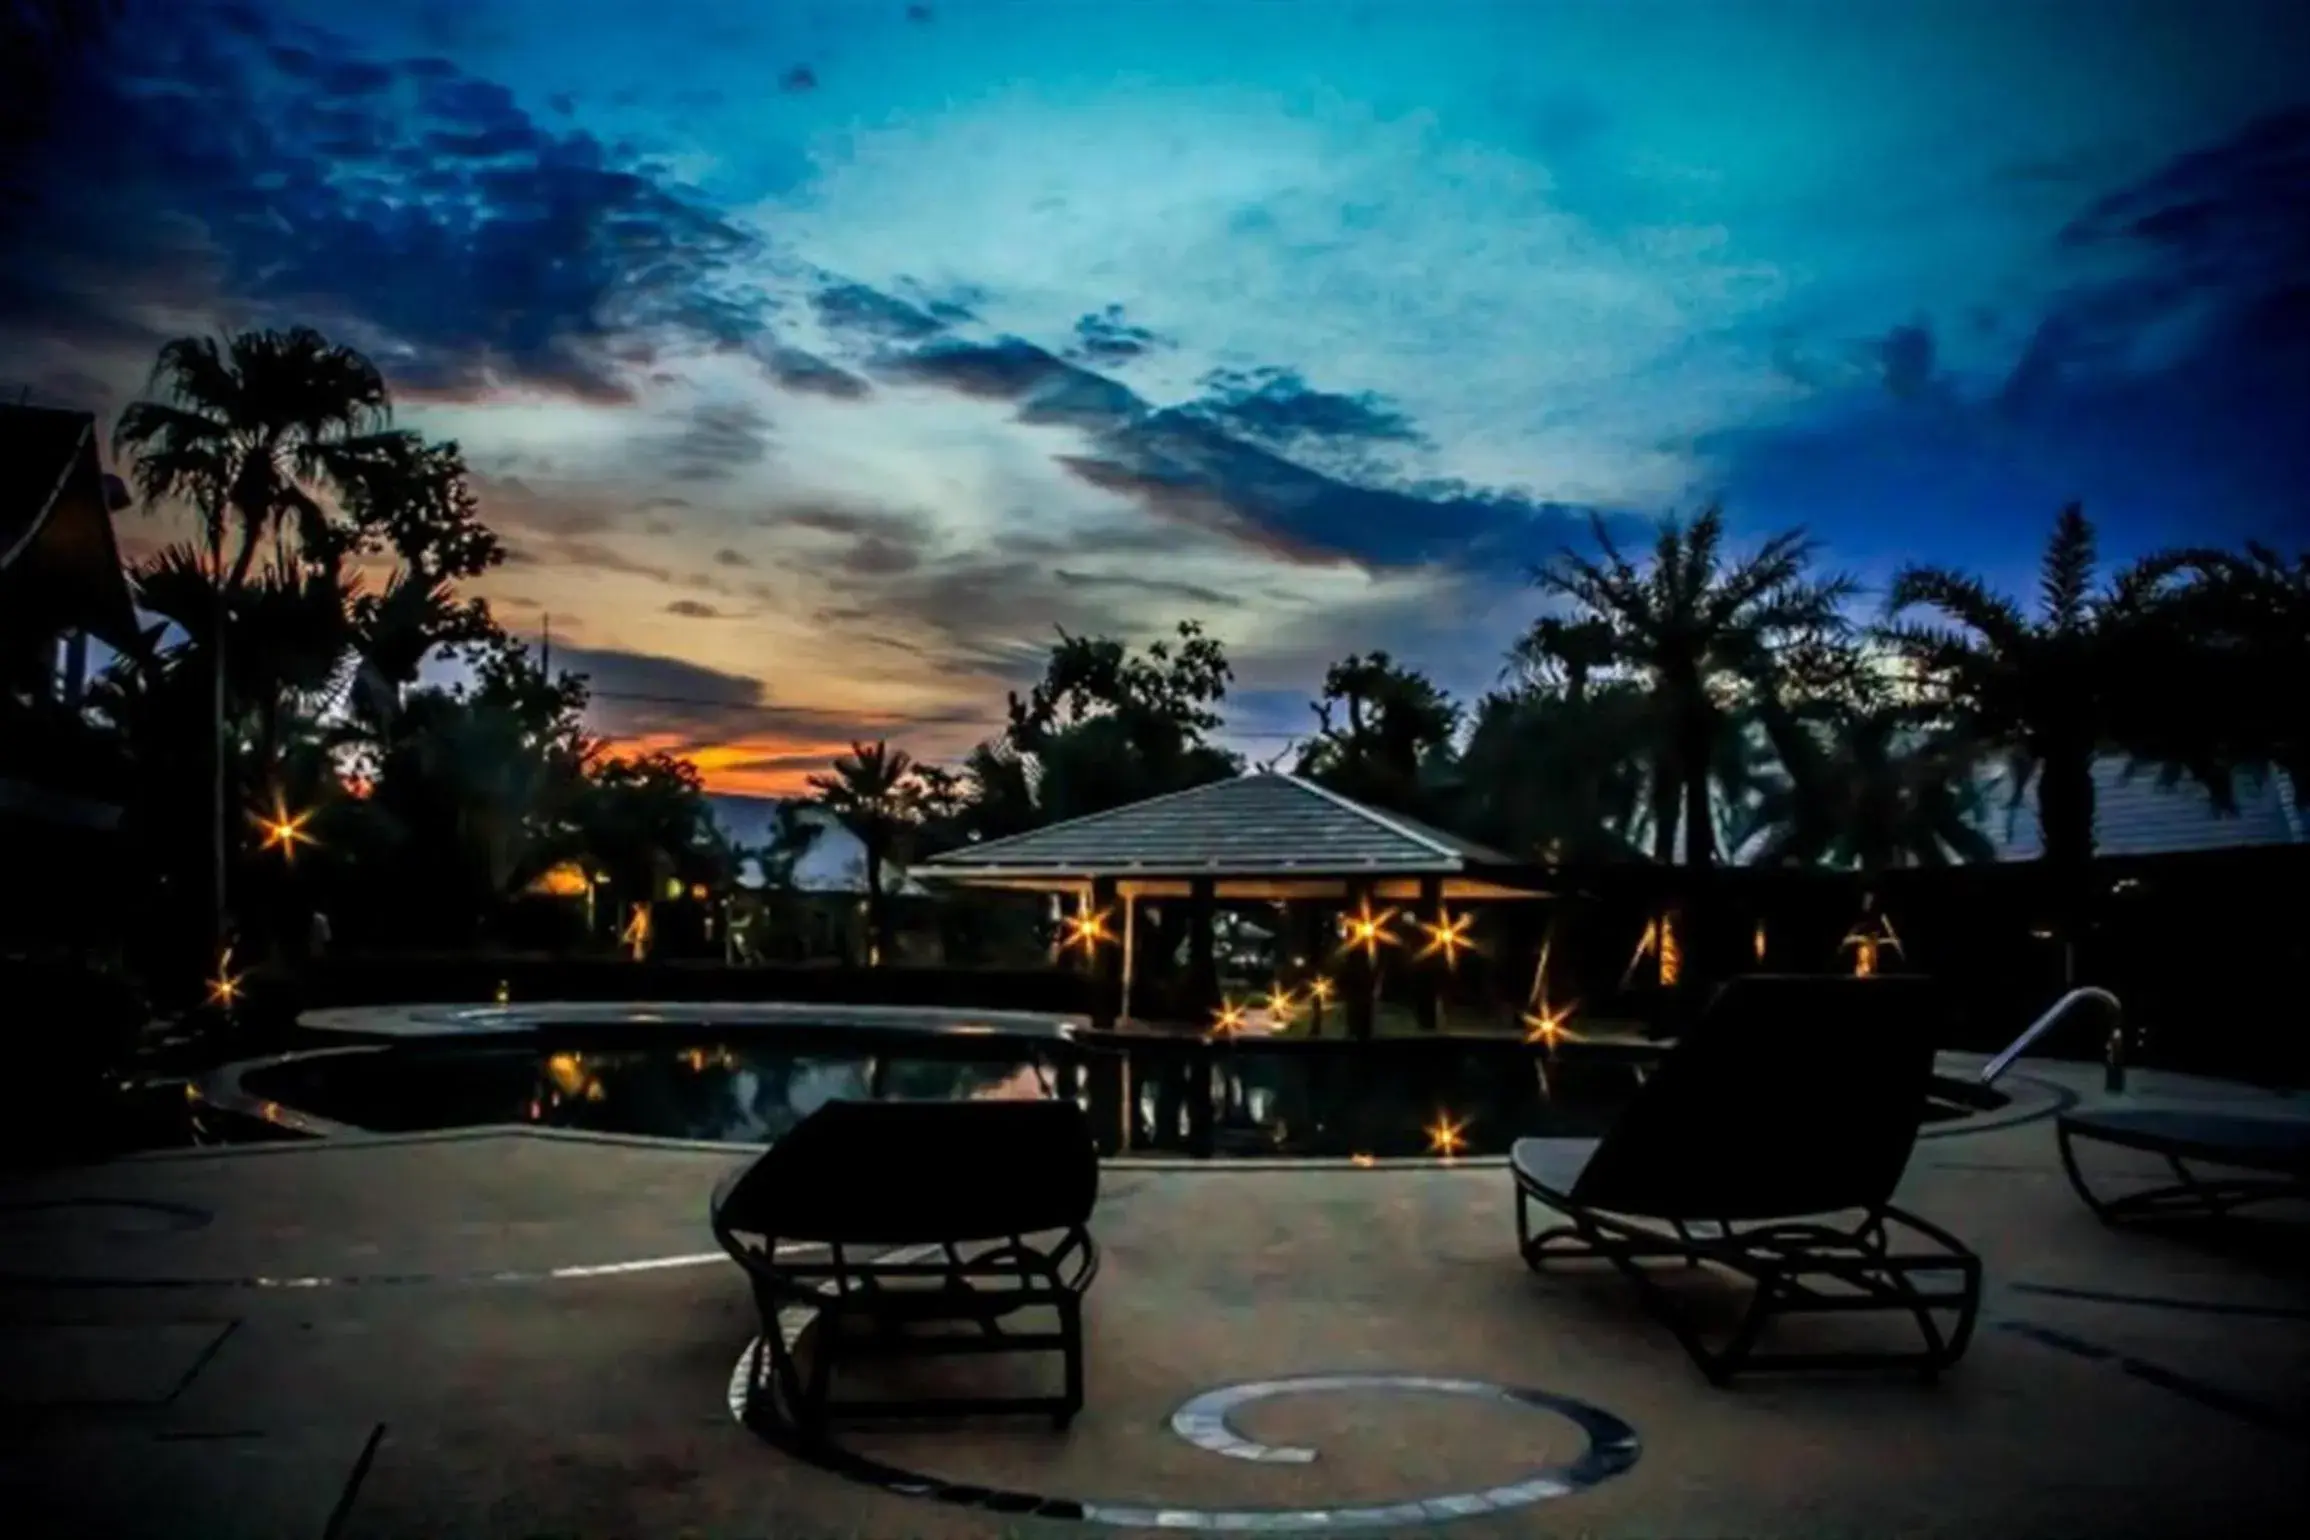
[1978, 986, 2124, 1087]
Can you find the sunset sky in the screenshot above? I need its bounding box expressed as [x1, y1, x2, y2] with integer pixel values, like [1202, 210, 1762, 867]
[5, 0, 2305, 795]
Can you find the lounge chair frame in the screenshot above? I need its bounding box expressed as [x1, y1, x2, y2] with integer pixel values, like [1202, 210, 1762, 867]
[2057, 1113, 2310, 1226]
[1507, 975, 1982, 1384]
[1514, 1163, 1981, 1384]
[711, 1099, 1101, 1437]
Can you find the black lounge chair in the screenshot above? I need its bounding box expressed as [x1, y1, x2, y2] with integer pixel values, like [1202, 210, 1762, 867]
[1512, 975, 1980, 1383]
[711, 1097, 1101, 1434]
[2058, 1106, 2310, 1224]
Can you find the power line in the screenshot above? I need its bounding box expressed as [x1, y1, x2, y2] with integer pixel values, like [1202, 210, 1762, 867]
[580, 687, 1307, 738]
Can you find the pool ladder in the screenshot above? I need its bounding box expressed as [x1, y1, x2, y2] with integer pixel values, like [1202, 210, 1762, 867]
[1978, 986, 2127, 1093]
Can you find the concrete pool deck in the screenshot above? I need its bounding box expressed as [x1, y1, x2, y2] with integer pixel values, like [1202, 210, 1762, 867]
[3, 1056, 2306, 1539]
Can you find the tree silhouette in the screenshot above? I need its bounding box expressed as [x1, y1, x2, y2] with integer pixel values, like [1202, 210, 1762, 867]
[1880, 505, 2202, 931]
[809, 739, 924, 965]
[1529, 508, 1854, 868]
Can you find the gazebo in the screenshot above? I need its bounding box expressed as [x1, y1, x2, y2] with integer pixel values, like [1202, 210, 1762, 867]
[917, 772, 1548, 1034]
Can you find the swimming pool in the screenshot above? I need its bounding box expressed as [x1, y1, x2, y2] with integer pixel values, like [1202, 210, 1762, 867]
[202, 1003, 2010, 1159]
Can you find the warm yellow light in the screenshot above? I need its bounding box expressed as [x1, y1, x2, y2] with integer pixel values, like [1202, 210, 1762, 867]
[663, 877, 684, 901]
[1415, 907, 1477, 966]
[1339, 901, 1398, 960]
[1265, 985, 1298, 1022]
[1624, 913, 1680, 986]
[1840, 909, 1905, 978]
[528, 863, 591, 898]
[1059, 904, 1114, 955]
[206, 947, 244, 1008]
[544, 1053, 588, 1096]
[1424, 1112, 1469, 1159]
[1211, 997, 1248, 1037]
[1753, 919, 1768, 963]
[250, 793, 316, 863]
[1351, 1152, 1376, 1168]
[621, 902, 653, 961]
[1308, 976, 1335, 1004]
[690, 882, 709, 902]
[1522, 998, 1578, 1049]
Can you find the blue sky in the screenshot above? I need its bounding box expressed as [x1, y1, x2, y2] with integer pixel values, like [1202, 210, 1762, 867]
[5, 0, 2305, 792]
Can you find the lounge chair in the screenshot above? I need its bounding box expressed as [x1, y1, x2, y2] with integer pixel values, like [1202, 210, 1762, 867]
[1512, 975, 1980, 1383]
[2058, 1106, 2310, 1225]
[711, 1097, 1101, 1435]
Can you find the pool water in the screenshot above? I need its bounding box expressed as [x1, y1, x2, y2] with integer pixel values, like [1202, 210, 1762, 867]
[231, 1036, 1996, 1159]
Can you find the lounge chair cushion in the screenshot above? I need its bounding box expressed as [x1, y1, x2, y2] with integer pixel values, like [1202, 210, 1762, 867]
[2061, 1108, 2310, 1174]
[714, 1098, 1100, 1247]
[1566, 976, 1943, 1221]
[1511, 1137, 1601, 1199]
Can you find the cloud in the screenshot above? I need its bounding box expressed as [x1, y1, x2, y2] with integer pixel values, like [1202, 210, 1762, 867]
[779, 66, 817, 95]
[1069, 304, 1164, 363]
[3, 1, 761, 403]
[664, 598, 723, 617]
[870, 333, 1603, 571]
[811, 281, 947, 342]
[1052, 568, 1240, 608]
[1876, 322, 1940, 401]
[659, 400, 772, 480]
[1187, 365, 1424, 452]
[1703, 109, 2310, 581]
[712, 547, 752, 567]
[756, 343, 873, 400]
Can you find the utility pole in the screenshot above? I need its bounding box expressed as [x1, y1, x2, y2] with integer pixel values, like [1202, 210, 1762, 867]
[540, 612, 551, 675]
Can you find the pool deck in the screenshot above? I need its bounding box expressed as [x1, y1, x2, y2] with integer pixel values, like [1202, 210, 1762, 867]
[4, 1056, 2307, 1539]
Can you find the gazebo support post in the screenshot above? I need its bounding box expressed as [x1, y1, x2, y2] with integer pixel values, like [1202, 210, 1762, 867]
[1119, 890, 1138, 1025]
[1088, 875, 1122, 1032]
[1185, 877, 1219, 1155]
[1187, 877, 1218, 1021]
[1344, 878, 1377, 1041]
[1414, 874, 1444, 1033]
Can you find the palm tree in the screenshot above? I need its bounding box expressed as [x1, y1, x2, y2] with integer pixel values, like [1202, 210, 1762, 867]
[2172, 542, 2309, 808]
[1458, 684, 1650, 864]
[1529, 508, 1854, 868]
[808, 740, 923, 966]
[1879, 505, 2201, 938]
[1746, 697, 1994, 869]
[114, 329, 407, 590]
[113, 328, 406, 945]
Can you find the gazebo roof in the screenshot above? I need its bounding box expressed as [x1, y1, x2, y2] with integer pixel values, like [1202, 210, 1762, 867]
[918, 773, 1544, 900]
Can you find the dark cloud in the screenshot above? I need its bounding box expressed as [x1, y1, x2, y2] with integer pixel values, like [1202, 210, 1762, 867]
[837, 535, 921, 576]
[1707, 110, 2310, 581]
[755, 499, 934, 578]
[811, 282, 946, 342]
[713, 547, 752, 567]
[551, 644, 761, 708]
[906, 4, 935, 22]
[665, 599, 723, 618]
[1070, 304, 1164, 363]
[878, 333, 1606, 570]
[1052, 569, 1241, 608]
[660, 400, 771, 481]
[1877, 322, 1940, 401]
[780, 66, 818, 94]
[2, 2, 761, 402]
[1187, 366, 1424, 449]
[756, 342, 873, 400]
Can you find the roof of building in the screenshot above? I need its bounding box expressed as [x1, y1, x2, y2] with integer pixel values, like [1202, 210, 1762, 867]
[0, 404, 139, 650]
[1974, 758, 2304, 861]
[920, 772, 1523, 890]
